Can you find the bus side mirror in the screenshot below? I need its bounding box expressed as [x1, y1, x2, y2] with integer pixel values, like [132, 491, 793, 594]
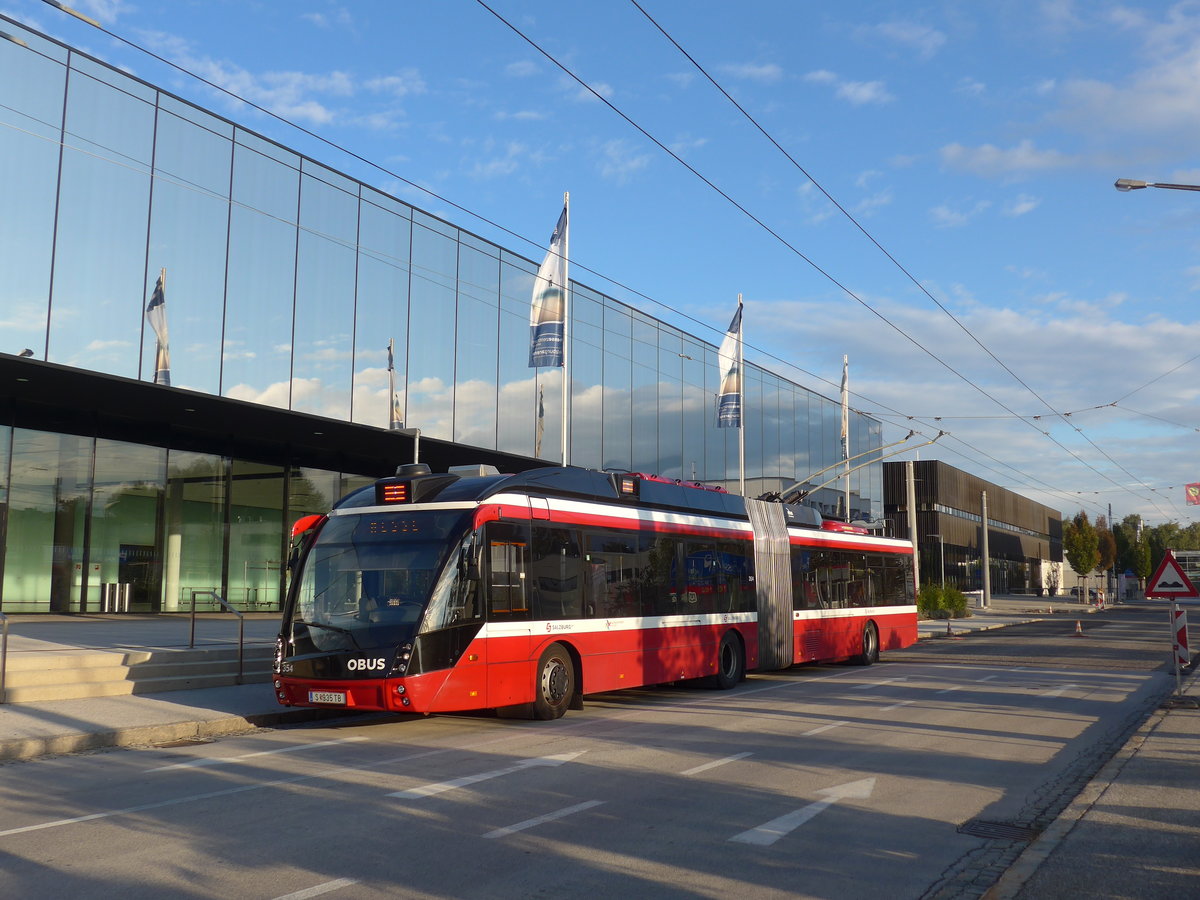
[460, 546, 481, 582]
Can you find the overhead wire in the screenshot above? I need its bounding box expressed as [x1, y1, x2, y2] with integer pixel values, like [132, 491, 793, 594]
[25, 1, 1183, 520]
[623, 0, 1184, 520]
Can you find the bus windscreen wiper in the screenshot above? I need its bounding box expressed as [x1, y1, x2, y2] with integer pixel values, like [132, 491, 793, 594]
[293, 619, 362, 650]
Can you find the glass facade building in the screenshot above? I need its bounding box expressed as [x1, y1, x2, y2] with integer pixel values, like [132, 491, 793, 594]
[0, 18, 883, 613]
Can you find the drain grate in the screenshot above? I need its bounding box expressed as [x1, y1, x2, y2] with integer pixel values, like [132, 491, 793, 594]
[957, 819, 1041, 842]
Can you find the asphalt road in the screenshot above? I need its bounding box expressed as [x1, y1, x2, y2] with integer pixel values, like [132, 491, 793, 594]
[0, 603, 1178, 900]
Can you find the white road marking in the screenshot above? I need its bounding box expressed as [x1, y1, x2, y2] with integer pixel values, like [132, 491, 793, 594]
[802, 721, 848, 736]
[879, 699, 915, 712]
[148, 738, 367, 772]
[730, 778, 877, 846]
[387, 752, 585, 799]
[680, 752, 752, 776]
[1042, 683, 1078, 698]
[483, 800, 605, 839]
[849, 676, 907, 691]
[936, 685, 963, 695]
[272, 878, 358, 899]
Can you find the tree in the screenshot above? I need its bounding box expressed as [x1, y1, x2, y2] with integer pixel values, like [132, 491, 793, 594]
[1094, 516, 1117, 576]
[1062, 511, 1100, 591]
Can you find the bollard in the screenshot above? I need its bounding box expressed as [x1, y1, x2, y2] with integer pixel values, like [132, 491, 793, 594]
[946, 618, 952, 636]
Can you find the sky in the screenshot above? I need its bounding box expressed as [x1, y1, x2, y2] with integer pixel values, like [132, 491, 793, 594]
[4, 0, 1200, 527]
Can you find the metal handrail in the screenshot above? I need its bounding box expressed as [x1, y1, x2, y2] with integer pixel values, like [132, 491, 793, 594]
[0, 611, 8, 704]
[189, 590, 244, 684]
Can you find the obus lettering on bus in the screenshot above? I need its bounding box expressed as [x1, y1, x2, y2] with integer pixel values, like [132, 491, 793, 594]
[346, 657, 387, 671]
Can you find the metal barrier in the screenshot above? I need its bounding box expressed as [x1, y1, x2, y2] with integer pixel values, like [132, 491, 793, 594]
[189, 590, 244, 684]
[101, 583, 131, 613]
[0, 612, 7, 704]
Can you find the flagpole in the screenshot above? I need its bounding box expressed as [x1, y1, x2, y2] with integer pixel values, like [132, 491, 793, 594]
[841, 354, 850, 521]
[737, 292, 745, 497]
[561, 191, 570, 467]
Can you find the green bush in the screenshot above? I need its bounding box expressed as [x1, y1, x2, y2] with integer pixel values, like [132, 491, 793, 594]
[918, 583, 970, 619]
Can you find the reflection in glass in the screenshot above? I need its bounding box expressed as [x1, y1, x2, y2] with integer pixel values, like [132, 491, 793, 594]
[407, 221, 457, 440]
[163, 450, 226, 612]
[89, 440, 166, 612]
[0, 39, 64, 358]
[294, 171, 357, 418]
[145, 109, 233, 393]
[50, 72, 155, 376]
[223, 144, 299, 405]
[354, 194, 412, 428]
[228, 460, 284, 610]
[455, 243, 499, 448]
[2, 430, 91, 612]
[497, 257, 537, 458]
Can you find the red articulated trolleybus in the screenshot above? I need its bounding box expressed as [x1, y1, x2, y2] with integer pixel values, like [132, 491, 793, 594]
[274, 464, 917, 719]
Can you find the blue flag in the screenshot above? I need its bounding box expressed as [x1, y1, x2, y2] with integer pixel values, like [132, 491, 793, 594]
[145, 270, 171, 386]
[716, 302, 742, 428]
[529, 206, 568, 368]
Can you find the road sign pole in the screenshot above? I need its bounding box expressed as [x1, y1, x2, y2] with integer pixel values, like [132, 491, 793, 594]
[1172, 601, 1182, 697]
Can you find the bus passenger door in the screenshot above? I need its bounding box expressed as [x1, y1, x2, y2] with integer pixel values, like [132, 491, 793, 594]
[483, 516, 533, 706]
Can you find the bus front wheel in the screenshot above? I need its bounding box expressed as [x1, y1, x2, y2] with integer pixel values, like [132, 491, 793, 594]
[534, 643, 575, 720]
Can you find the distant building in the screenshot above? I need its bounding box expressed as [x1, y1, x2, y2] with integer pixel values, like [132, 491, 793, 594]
[883, 461, 1063, 595]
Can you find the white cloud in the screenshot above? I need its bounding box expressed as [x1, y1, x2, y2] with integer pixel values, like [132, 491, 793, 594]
[493, 109, 546, 121]
[596, 139, 651, 183]
[505, 60, 539, 77]
[872, 22, 946, 59]
[720, 62, 783, 84]
[365, 70, 426, 97]
[957, 77, 986, 96]
[1004, 193, 1041, 216]
[836, 80, 894, 105]
[940, 139, 1078, 176]
[805, 70, 893, 105]
[929, 200, 991, 228]
[666, 72, 695, 89]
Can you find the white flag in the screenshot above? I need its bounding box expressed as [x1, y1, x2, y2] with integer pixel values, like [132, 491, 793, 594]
[529, 206, 568, 368]
[145, 270, 170, 386]
[716, 300, 742, 428]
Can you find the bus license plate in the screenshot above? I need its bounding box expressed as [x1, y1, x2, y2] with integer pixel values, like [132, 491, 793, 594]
[308, 690, 346, 705]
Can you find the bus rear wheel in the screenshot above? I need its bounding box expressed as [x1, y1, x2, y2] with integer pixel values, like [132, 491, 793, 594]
[853, 622, 879, 666]
[710, 631, 745, 690]
[533, 642, 575, 720]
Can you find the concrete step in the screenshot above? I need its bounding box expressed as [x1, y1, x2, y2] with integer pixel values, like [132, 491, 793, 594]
[1, 645, 275, 704]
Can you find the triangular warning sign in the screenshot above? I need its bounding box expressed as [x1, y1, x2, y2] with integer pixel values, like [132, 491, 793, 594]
[1146, 553, 1200, 599]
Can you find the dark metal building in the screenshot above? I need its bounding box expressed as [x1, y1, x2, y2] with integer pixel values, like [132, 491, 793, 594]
[884, 461, 1063, 595]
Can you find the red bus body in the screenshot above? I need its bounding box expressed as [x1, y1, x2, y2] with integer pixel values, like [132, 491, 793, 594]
[274, 466, 916, 718]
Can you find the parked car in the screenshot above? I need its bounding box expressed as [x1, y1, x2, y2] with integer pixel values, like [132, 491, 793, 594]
[1069, 586, 1098, 600]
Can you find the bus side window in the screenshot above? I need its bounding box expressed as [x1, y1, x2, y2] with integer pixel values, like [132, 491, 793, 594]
[485, 522, 529, 621]
[530, 526, 583, 620]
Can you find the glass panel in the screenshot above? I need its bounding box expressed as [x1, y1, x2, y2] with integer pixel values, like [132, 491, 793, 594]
[406, 222, 457, 440]
[145, 108, 233, 393]
[353, 196, 412, 428]
[632, 363, 657, 473]
[293, 172, 357, 418]
[657, 327, 683, 479]
[228, 459, 285, 611]
[163, 450, 226, 612]
[88, 440, 166, 612]
[49, 71, 154, 376]
[2, 430, 91, 612]
[287, 468, 343, 520]
[0, 37, 64, 358]
[222, 144, 299, 404]
[570, 287, 604, 469]
[743, 368, 763, 494]
[601, 351, 631, 471]
[497, 256, 536, 458]
[454, 243, 499, 448]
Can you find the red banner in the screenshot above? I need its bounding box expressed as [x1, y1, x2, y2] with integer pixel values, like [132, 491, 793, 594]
[1188, 483, 1200, 505]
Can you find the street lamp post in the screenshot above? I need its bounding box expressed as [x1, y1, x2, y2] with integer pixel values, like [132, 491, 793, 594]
[928, 534, 945, 588]
[1114, 178, 1200, 193]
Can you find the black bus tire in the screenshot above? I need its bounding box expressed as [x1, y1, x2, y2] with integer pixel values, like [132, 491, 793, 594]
[853, 622, 880, 666]
[533, 642, 575, 720]
[710, 631, 745, 690]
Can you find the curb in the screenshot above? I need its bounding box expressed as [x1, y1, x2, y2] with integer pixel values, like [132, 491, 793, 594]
[981, 665, 1200, 900]
[0, 706, 363, 763]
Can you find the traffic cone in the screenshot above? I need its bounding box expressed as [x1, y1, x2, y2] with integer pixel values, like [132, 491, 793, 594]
[1074, 620, 1083, 636]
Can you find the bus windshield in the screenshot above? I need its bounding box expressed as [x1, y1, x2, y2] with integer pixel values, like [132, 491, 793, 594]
[287, 509, 471, 652]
